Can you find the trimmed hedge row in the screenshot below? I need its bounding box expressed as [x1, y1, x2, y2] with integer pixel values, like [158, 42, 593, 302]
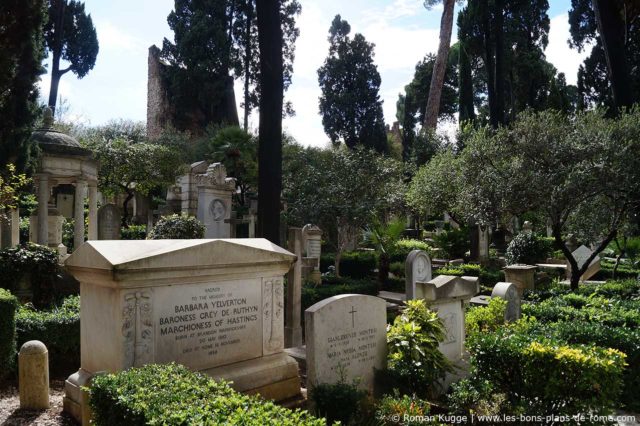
[0, 289, 18, 378]
[15, 296, 80, 369]
[302, 276, 378, 311]
[320, 251, 377, 279]
[468, 327, 626, 416]
[89, 363, 324, 425]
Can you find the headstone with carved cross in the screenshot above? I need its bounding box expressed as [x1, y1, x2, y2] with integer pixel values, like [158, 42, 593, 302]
[305, 294, 387, 393]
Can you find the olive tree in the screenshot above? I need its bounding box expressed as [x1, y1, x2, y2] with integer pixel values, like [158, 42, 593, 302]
[459, 109, 640, 290]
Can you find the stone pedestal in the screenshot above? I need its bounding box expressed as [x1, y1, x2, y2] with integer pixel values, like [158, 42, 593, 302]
[19, 340, 49, 409]
[63, 238, 300, 425]
[285, 228, 303, 348]
[503, 265, 537, 296]
[29, 213, 65, 253]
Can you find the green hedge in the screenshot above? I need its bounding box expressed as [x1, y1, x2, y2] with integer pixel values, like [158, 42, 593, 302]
[389, 239, 432, 263]
[15, 296, 80, 369]
[469, 327, 626, 416]
[0, 289, 18, 377]
[319, 251, 377, 279]
[302, 276, 378, 311]
[433, 264, 504, 287]
[89, 363, 324, 425]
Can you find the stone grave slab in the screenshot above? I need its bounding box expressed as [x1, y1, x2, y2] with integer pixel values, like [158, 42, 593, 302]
[305, 294, 387, 393]
[97, 204, 120, 240]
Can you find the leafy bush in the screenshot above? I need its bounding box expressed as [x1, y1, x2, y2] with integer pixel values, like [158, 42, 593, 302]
[594, 261, 639, 280]
[310, 379, 367, 425]
[465, 298, 507, 336]
[375, 390, 435, 426]
[15, 296, 80, 370]
[0, 243, 61, 307]
[89, 363, 323, 426]
[147, 214, 205, 239]
[432, 228, 469, 259]
[302, 276, 378, 311]
[386, 300, 452, 397]
[505, 233, 553, 265]
[319, 251, 377, 279]
[469, 325, 626, 416]
[0, 289, 18, 378]
[121, 224, 147, 240]
[390, 239, 433, 263]
[447, 378, 504, 416]
[389, 261, 404, 278]
[434, 267, 463, 276]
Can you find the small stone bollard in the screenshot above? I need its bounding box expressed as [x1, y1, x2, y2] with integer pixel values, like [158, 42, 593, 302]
[19, 340, 50, 409]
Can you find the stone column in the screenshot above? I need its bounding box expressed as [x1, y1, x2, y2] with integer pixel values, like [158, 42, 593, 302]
[36, 174, 50, 245]
[19, 340, 50, 409]
[87, 183, 98, 240]
[10, 208, 19, 246]
[285, 227, 303, 348]
[74, 180, 87, 250]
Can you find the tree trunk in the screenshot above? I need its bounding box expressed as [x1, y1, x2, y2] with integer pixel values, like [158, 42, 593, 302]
[48, 0, 67, 116]
[458, 41, 475, 124]
[592, 0, 635, 110]
[378, 253, 390, 288]
[612, 236, 626, 279]
[243, 1, 253, 131]
[423, 0, 455, 129]
[121, 190, 134, 228]
[256, 0, 284, 245]
[493, 0, 505, 125]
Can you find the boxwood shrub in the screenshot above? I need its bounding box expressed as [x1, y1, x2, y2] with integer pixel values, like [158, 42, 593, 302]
[319, 251, 376, 279]
[15, 295, 80, 370]
[469, 327, 626, 416]
[89, 363, 324, 425]
[0, 289, 18, 377]
[302, 276, 378, 311]
[390, 239, 433, 263]
[148, 214, 205, 239]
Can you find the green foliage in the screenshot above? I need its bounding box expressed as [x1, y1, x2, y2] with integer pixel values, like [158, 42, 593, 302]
[311, 378, 367, 425]
[432, 227, 469, 259]
[0, 243, 61, 307]
[389, 261, 404, 278]
[386, 300, 452, 396]
[465, 298, 507, 337]
[301, 276, 378, 311]
[471, 330, 626, 416]
[120, 224, 147, 240]
[375, 390, 434, 426]
[0, 289, 18, 378]
[89, 363, 323, 426]
[148, 214, 205, 240]
[320, 251, 376, 279]
[505, 232, 553, 265]
[318, 15, 387, 152]
[16, 295, 80, 369]
[390, 239, 433, 263]
[363, 217, 406, 283]
[0, 164, 30, 212]
[0, 0, 46, 171]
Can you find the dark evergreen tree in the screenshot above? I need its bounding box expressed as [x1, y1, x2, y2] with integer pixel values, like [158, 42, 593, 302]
[317, 15, 387, 153]
[44, 0, 99, 115]
[0, 0, 47, 171]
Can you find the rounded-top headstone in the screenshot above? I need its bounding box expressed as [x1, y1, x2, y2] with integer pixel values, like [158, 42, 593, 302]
[19, 340, 50, 410]
[491, 282, 521, 322]
[405, 250, 432, 300]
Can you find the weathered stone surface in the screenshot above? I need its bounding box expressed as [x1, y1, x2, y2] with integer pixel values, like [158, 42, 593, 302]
[491, 282, 521, 322]
[63, 238, 300, 425]
[97, 204, 120, 240]
[569, 245, 601, 281]
[305, 294, 387, 393]
[19, 340, 49, 410]
[196, 163, 235, 239]
[503, 264, 537, 296]
[405, 250, 432, 300]
[284, 228, 303, 348]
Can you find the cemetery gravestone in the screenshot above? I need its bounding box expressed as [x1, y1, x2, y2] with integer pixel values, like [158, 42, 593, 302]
[196, 163, 236, 238]
[503, 264, 537, 296]
[98, 204, 121, 240]
[419, 275, 479, 363]
[491, 282, 521, 322]
[569, 245, 601, 281]
[62, 239, 300, 425]
[405, 250, 432, 300]
[305, 294, 387, 393]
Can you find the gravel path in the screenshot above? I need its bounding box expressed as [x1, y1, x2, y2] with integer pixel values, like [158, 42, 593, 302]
[0, 380, 76, 426]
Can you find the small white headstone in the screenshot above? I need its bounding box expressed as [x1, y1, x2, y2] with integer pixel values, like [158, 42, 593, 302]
[305, 294, 387, 393]
[571, 245, 601, 281]
[405, 250, 432, 300]
[491, 282, 521, 322]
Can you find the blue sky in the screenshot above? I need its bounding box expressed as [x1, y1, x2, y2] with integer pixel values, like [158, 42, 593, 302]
[40, 0, 587, 147]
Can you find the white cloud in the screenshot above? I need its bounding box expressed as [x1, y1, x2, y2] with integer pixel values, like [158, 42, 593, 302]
[545, 14, 591, 85]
